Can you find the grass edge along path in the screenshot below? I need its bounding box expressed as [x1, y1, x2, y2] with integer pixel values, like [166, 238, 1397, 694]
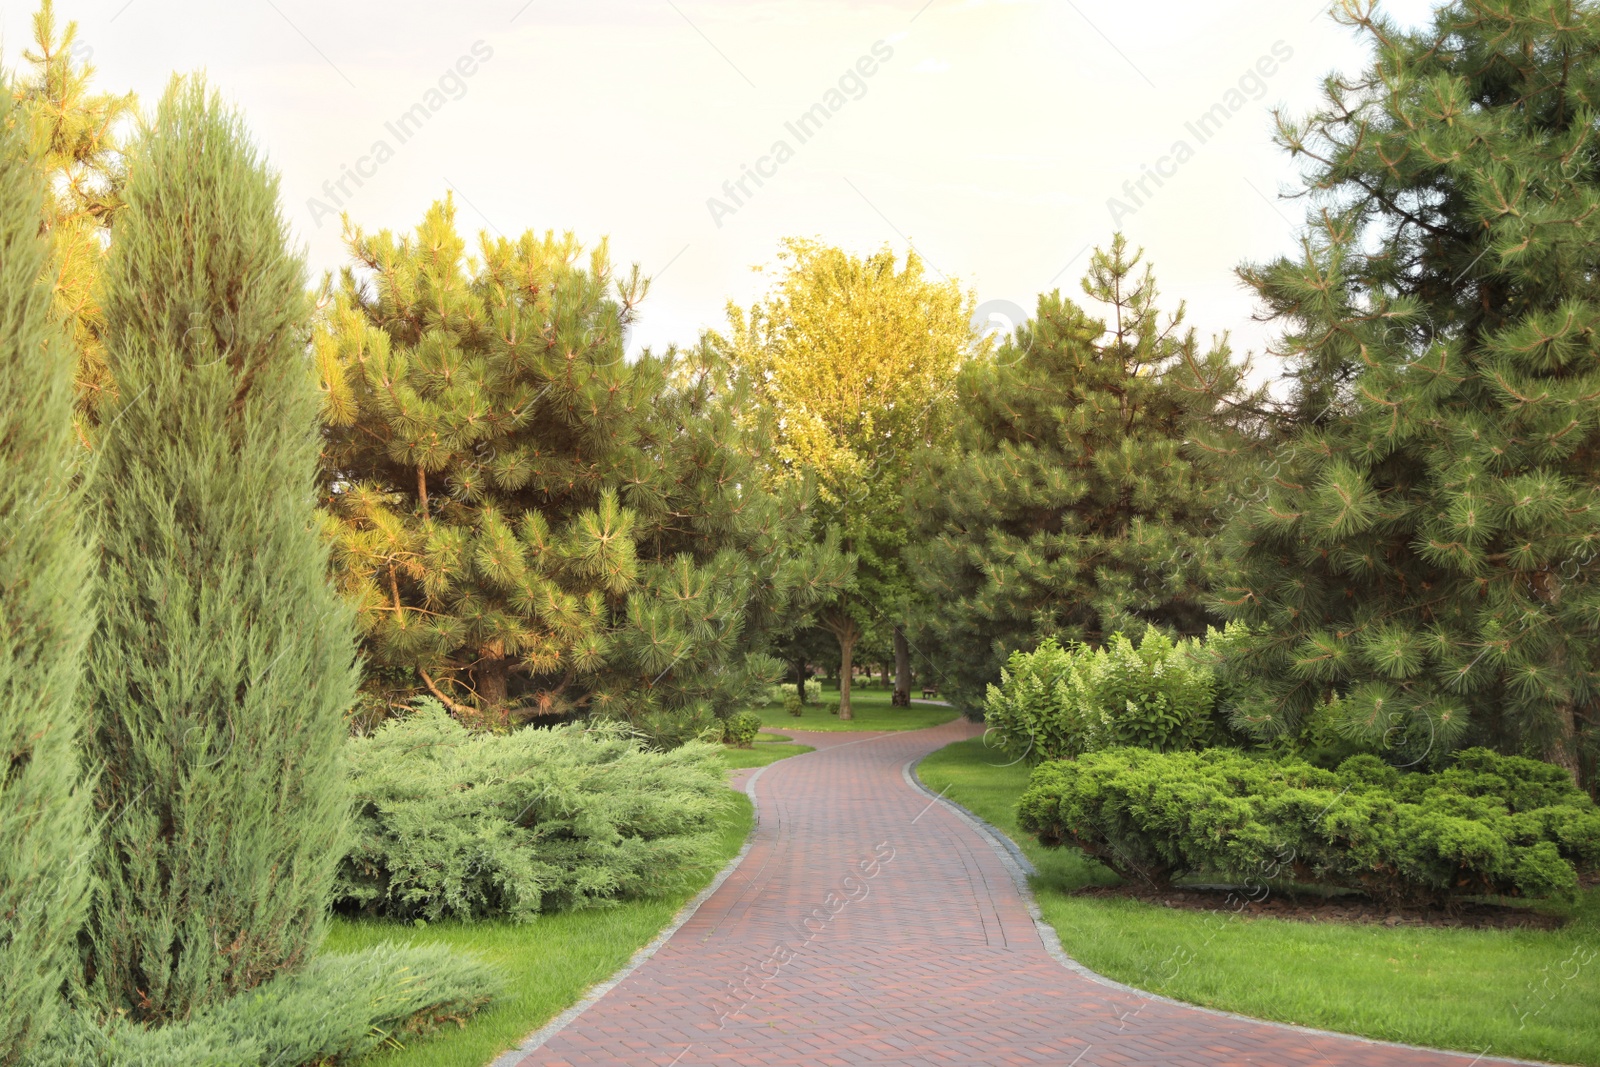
[753, 685, 959, 732]
[327, 741, 808, 1067]
[915, 737, 1600, 1067]
[720, 737, 816, 770]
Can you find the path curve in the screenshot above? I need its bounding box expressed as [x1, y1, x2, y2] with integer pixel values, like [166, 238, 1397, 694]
[512, 720, 1532, 1067]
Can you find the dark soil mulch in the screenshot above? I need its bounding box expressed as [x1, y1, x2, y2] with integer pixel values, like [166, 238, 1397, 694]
[1076, 882, 1568, 931]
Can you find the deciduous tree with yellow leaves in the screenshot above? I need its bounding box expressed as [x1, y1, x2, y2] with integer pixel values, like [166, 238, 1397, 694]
[722, 238, 974, 718]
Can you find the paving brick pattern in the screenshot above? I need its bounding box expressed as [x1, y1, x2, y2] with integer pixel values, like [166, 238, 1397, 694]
[516, 720, 1513, 1067]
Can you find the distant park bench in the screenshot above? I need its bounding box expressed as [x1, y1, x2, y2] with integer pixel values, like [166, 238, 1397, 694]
[920, 686, 937, 699]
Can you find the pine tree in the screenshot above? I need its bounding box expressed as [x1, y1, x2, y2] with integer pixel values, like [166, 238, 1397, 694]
[910, 239, 1250, 712]
[1223, 0, 1600, 784]
[317, 202, 845, 731]
[11, 0, 135, 435]
[591, 341, 849, 739]
[0, 96, 94, 1064]
[84, 78, 359, 1021]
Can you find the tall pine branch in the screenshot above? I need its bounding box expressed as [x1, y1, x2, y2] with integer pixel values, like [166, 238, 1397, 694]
[1224, 0, 1600, 785]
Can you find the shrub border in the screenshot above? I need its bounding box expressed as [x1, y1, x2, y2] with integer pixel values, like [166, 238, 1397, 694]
[901, 753, 1552, 1067]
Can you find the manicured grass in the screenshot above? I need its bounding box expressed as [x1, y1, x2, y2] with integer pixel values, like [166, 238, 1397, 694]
[917, 738, 1600, 1067]
[753, 685, 959, 732]
[719, 739, 815, 770]
[327, 792, 755, 1067]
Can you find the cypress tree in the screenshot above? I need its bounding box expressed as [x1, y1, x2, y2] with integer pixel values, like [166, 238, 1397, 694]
[0, 98, 94, 1063]
[910, 239, 1251, 712]
[84, 78, 359, 1021]
[1223, 0, 1600, 783]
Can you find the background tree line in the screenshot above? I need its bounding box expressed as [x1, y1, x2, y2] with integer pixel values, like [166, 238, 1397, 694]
[9, 0, 1600, 786]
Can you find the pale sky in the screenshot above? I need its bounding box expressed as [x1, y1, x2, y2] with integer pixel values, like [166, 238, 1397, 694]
[3, 0, 1441, 368]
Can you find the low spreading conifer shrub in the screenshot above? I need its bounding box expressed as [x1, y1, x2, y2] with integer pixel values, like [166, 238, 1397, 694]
[336, 703, 729, 922]
[1018, 746, 1600, 906]
[27, 944, 499, 1067]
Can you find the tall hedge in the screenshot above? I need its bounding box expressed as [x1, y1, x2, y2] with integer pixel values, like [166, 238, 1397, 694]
[0, 100, 95, 1062]
[83, 78, 359, 1022]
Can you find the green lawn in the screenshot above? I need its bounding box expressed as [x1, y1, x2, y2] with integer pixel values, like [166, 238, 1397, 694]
[753, 685, 959, 732]
[917, 738, 1600, 1067]
[718, 738, 815, 769]
[328, 782, 759, 1066]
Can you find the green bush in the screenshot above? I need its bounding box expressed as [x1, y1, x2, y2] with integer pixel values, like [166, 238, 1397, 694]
[782, 692, 803, 717]
[982, 638, 1079, 762]
[623, 702, 725, 750]
[27, 943, 498, 1067]
[84, 79, 360, 1021]
[337, 703, 730, 922]
[773, 681, 816, 703]
[1018, 746, 1600, 906]
[0, 94, 95, 1062]
[984, 629, 1223, 763]
[723, 711, 762, 747]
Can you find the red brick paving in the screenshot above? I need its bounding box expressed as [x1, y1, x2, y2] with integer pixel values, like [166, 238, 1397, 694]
[514, 720, 1524, 1067]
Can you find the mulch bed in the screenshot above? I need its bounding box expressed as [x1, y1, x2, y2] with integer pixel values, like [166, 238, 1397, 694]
[1076, 882, 1568, 930]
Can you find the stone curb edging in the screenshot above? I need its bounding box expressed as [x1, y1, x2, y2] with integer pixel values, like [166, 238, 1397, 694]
[487, 762, 777, 1067]
[900, 754, 1551, 1067]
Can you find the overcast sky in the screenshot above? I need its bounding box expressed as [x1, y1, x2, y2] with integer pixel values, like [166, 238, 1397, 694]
[3, 0, 1441, 369]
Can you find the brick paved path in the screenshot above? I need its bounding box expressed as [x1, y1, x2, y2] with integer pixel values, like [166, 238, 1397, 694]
[514, 720, 1522, 1067]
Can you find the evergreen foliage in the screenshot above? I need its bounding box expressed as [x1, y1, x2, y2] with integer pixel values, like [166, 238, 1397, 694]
[1018, 746, 1600, 906]
[1222, 0, 1600, 783]
[910, 239, 1252, 712]
[28, 944, 499, 1067]
[0, 95, 94, 1065]
[317, 202, 845, 732]
[9, 0, 135, 434]
[83, 78, 360, 1022]
[337, 703, 728, 923]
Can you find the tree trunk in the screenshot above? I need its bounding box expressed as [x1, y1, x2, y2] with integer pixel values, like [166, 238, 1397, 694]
[475, 646, 510, 709]
[820, 605, 860, 720]
[893, 624, 911, 706]
[794, 656, 809, 704]
[837, 629, 856, 720]
[1545, 703, 1583, 788]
